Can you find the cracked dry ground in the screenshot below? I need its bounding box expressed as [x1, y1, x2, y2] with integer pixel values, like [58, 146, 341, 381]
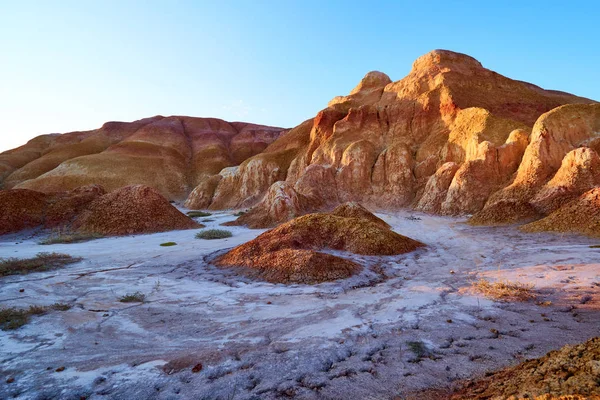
[1, 212, 599, 399]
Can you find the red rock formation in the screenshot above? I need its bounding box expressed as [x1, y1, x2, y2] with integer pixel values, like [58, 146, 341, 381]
[73, 185, 200, 236]
[2, 117, 284, 201]
[192, 50, 595, 220]
[229, 181, 304, 229]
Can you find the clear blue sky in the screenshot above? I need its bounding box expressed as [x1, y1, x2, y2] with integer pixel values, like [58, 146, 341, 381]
[1, 0, 598, 152]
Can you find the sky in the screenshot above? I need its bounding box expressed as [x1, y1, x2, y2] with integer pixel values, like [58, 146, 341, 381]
[0, 0, 598, 152]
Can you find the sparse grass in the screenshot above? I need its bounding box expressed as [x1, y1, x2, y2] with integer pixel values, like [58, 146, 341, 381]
[195, 229, 232, 240]
[40, 230, 104, 245]
[473, 278, 536, 301]
[590, 245, 600, 248]
[0, 253, 82, 277]
[187, 211, 212, 218]
[118, 291, 146, 303]
[160, 242, 177, 247]
[0, 303, 72, 330]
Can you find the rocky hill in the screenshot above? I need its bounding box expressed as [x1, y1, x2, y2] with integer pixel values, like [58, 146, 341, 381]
[185, 50, 597, 228]
[0, 117, 285, 200]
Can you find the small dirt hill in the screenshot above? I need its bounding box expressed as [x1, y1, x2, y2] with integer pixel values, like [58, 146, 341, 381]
[73, 185, 200, 235]
[216, 211, 423, 284]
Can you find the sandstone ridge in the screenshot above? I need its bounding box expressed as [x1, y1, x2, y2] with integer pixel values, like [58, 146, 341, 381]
[1, 117, 285, 201]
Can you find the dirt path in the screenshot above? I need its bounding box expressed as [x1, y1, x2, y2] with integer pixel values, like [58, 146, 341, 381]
[1, 212, 599, 399]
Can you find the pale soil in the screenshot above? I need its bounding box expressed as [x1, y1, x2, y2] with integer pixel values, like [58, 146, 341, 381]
[0, 211, 599, 399]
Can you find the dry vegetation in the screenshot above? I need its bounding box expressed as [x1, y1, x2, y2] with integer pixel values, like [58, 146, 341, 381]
[187, 211, 212, 218]
[40, 229, 104, 245]
[118, 292, 146, 303]
[196, 229, 233, 240]
[0, 303, 72, 330]
[472, 278, 536, 301]
[0, 252, 81, 277]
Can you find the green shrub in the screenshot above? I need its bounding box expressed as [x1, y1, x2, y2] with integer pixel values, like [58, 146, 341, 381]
[195, 229, 233, 240]
[0, 253, 81, 277]
[160, 242, 177, 247]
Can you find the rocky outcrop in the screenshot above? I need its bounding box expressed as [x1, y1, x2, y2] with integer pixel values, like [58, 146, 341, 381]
[73, 185, 200, 236]
[190, 50, 595, 220]
[475, 104, 600, 224]
[530, 147, 600, 214]
[2, 117, 284, 201]
[216, 212, 423, 284]
[416, 162, 460, 213]
[441, 129, 529, 215]
[521, 187, 600, 236]
[229, 181, 304, 229]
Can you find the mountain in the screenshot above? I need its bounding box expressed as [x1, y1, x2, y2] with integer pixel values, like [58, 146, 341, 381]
[0, 117, 286, 200]
[188, 49, 597, 227]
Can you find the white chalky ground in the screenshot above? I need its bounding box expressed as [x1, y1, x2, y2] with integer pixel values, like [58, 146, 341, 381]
[1, 211, 599, 399]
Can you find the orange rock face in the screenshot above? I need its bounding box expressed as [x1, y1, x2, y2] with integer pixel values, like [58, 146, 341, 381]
[191, 50, 595, 222]
[216, 211, 423, 284]
[73, 185, 200, 235]
[475, 103, 600, 224]
[2, 117, 284, 201]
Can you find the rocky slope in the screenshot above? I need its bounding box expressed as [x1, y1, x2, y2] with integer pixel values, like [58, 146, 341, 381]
[450, 337, 600, 399]
[187, 49, 597, 229]
[1, 117, 285, 200]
